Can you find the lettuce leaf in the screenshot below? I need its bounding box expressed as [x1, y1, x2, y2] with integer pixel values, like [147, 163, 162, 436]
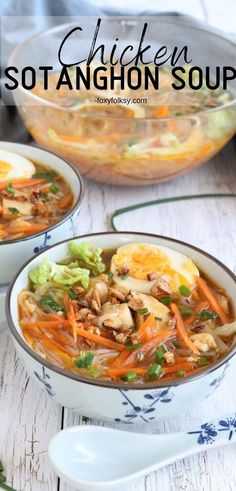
[29, 258, 55, 286]
[68, 241, 106, 276]
[53, 264, 90, 288]
[29, 258, 90, 288]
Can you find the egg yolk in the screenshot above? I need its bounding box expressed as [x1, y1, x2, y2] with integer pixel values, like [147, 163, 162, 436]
[0, 162, 11, 179]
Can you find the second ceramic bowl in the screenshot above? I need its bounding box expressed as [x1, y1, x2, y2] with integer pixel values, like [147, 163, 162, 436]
[0, 142, 83, 285]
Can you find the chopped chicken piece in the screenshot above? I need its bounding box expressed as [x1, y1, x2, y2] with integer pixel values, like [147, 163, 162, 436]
[150, 276, 171, 296]
[115, 332, 129, 344]
[190, 333, 217, 352]
[2, 198, 33, 218]
[164, 352, 175, 364]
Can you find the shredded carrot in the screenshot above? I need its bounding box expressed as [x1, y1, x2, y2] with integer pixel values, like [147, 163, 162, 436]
[196, 277, 229, 324]
[0, 178, 46, 191]
[64, 294, 77, 342]
[156, 105, 169, 118]
[0, 229, 8, 238]
[107, 361, 195, 379]
[164, 361, 195, 374]
[184, 300, 209, 327]
[137, 313, 156, 342]
[22, 320, 70, 329]
[123, 329, 175, 367]
[76, 326, 125, 352]
[110, 350, 131, 368]
[57, 193, 73, 209]
[170, 303, 200, 355]
[6, 224, 46, 234]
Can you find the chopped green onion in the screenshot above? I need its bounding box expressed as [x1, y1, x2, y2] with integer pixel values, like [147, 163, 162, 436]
[180, 307, 193, 318]
[196, 357, 210, 367]
[5, 182, 15, 194]
[49, 183, 59, 193]
[175, 369, 186, 378]
[75, 352, 94, 369]
[107, 272, 113, 281]
[8, 207, 19, 215]
[196, 309, 218, 320]
[155, 316, 163, 321]
[138, 307, 149, 315]
[125, 343, 143, 350]
[160, 296, 171, 305]
[147, 363, 163, 381]
[121, 371, 138, 382]
[179, 285, 190, 297]
[155, 346, 166, 365]
[175, 111, 184, 116]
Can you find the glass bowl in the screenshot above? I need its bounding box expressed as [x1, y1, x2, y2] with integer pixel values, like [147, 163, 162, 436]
[10, 17, 236, 186]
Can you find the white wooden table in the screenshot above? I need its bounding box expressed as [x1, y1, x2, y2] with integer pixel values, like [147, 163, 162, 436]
[0, 138, 236, 491]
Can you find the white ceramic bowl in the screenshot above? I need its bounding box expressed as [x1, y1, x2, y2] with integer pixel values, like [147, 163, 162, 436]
[5, 232, 236, 424]
[0, 142, 83, 285]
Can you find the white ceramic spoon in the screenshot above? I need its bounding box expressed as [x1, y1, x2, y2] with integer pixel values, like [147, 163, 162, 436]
[48, 413, 236, 491]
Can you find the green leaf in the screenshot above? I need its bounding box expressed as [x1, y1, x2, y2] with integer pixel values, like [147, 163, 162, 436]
[29, 258, 54, 286]
[68, 241, 106, 276]
[53, 264, 90, 288]
[107, 272, 113, 281]
[29, 258, 90, 289]
[155, 316, 163, 321]
[179, 285, 190, 297]
[147, 363, 163, 381]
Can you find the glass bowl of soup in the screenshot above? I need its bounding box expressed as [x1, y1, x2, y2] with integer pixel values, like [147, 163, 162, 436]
[5, 232, 236, 423]
[10, 18, 236, 185]
[0, 142, 83, 285]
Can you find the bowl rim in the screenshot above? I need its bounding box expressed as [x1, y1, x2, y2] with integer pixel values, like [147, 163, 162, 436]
[9, 17, 236, 119]
[5, 231, 236, 390]
[0, 141, 84, 245]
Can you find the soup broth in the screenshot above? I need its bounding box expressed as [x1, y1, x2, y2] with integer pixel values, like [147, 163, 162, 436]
[18, 241, 235, 385]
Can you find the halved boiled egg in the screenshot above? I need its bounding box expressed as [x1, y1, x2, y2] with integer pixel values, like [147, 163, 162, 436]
[111, 242, 199, 294]
[0, 149, 36, 181]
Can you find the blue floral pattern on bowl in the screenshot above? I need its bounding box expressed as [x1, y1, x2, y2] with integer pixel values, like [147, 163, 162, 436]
[34, 366, 55, 397]
[33, 231, 51, 254]
[188, 416, 236, 444]
[114, 388, 174, 423]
